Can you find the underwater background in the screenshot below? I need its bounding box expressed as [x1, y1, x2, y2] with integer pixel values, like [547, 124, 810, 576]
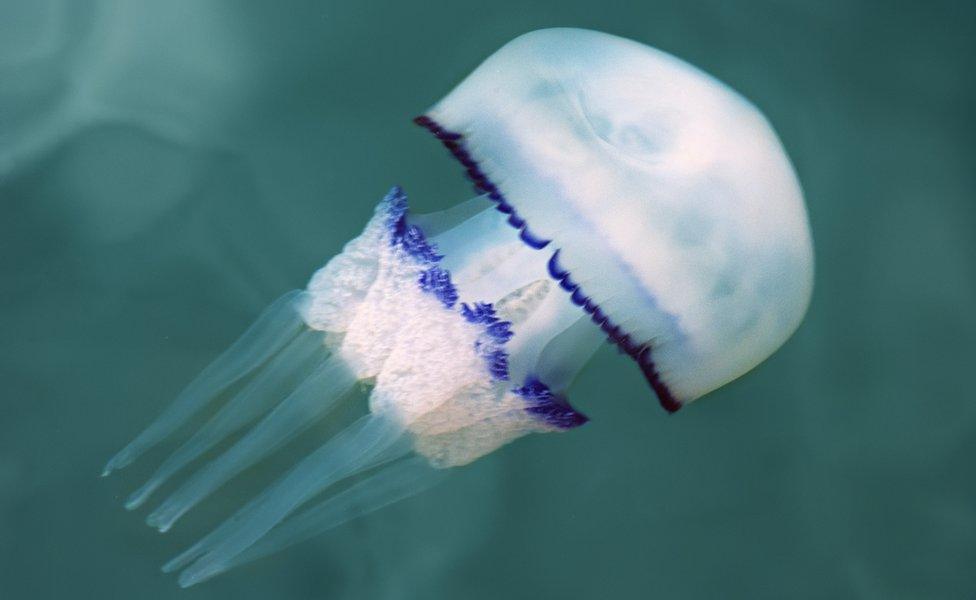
[1, 1, 974, 598]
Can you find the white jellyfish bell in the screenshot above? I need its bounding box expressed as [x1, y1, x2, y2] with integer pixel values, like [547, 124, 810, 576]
[104, 28, 813, 587]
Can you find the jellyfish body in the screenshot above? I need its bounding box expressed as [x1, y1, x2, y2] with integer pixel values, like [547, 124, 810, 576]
[103, 28, 813, 587]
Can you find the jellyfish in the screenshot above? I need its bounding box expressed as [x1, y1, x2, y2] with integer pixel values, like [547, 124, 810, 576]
[103, 28, 813, 587]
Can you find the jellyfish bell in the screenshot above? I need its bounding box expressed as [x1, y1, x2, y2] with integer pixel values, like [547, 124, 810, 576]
[103, 28, 813, 587]
[417, 28, 813, 406]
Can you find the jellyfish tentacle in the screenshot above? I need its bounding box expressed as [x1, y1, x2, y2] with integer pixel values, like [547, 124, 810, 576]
[453, 242, 550, 304]
[146, 357, 357, 532]
[102, 290, 310, 476]
[533, 313, 606, 392]
[430, 200, 516, 274]
[124, 328, 330, 510]
[160, 415, 404, 574]
[226, 456, 447, 569]
[408, 193, 493, 237]
[493, 279, 552, 324]
[501, 279, 599, 387]
[171, 415, 410, 588]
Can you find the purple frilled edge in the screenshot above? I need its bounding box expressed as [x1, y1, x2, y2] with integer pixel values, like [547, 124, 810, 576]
[382, 186, 589, 429]
[413, 115, 682, 414]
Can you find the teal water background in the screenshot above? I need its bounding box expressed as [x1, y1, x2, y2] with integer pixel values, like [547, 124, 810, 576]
[1, 1, 974, 598]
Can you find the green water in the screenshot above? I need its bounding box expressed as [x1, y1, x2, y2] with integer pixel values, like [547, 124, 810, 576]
[1, 1, 974, 598]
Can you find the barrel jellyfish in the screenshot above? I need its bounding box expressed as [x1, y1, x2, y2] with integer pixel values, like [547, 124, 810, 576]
[103, 28, 813, 587]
